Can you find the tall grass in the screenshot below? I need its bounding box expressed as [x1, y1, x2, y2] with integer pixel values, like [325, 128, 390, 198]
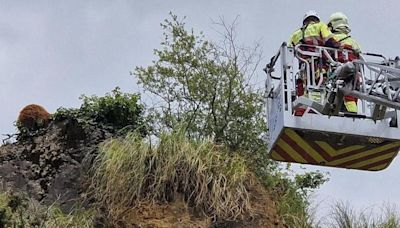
[324, 202, 400, 228]
[91, 131, 251, 222]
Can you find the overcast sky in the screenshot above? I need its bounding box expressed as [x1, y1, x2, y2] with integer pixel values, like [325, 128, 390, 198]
[1, 0, 399, 221]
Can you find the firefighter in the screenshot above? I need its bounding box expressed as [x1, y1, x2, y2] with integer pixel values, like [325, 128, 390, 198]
[328, 12, 361, 60]
[289, 10, 339, 50]
[289, 10, 340, 116]
[328, 12, 361, 113]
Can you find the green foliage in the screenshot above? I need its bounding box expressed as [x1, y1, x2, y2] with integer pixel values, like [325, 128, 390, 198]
[133, 13, 266, 153]
[0, 192, 94, 227]
[55, 87, 147, 135]
[295, 171, 328, 195]
[91, 130, 251, 223]
[269, 168, 328, 227]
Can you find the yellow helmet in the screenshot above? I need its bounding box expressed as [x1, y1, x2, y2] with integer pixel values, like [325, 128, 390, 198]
[328, 12, 350, 31]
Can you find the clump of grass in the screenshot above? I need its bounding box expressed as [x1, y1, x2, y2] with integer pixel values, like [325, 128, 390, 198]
[0, 192, 94, 227]
[378, 205, 400, 228]
[90, 131, 251, 222]
[329, 202, 361, 228]
[325, 201, 400, 228]
[43, 206, 94, 228]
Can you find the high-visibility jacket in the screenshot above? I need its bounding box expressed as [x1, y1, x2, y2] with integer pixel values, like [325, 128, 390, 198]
[333, 33, 361, 62]
[333, 32, 362, 113]
[289, 21, 339, 48]
[289, 21, 339, 97]
[288, 21, 340, 75]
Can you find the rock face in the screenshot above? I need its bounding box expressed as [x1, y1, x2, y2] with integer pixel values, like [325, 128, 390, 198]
[0, 118, 114, 211]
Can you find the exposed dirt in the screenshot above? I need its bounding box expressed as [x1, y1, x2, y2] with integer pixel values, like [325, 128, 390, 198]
[114, 175, 285, 228]
[211, 174, 285, 228]
[119, 198, 211, 228]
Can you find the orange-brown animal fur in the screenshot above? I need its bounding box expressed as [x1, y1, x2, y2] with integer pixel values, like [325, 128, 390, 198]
[17, 104, 51, 131]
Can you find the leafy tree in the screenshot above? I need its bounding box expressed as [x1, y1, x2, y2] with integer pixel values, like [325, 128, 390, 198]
[134, 13, 267, 162]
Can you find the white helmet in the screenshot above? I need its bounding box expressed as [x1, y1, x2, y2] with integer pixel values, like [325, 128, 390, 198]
[328, 12, 350, 31]
[303, 10, 320, 24]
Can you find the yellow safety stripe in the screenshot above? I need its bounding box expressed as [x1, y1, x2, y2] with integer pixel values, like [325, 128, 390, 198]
[350, 152, 397, 169]
[344, 101, 358, 113]
[315, 141, 365, 156]
[369, 163, 389, 171]
[328, 142, 400, 166]
[277, 139, 308, 163]
[284, 129, 325, 162]
[271, 151, 285, 160]
[269, 128, 400, 171]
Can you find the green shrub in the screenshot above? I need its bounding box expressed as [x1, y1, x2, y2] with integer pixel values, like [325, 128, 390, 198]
[268, 168, 328, 227]
[55, 87, 147, 135]
[91, 130, 251, 222]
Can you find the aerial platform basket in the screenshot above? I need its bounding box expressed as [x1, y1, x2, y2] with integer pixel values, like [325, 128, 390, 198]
[265, 43, 400, 171]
